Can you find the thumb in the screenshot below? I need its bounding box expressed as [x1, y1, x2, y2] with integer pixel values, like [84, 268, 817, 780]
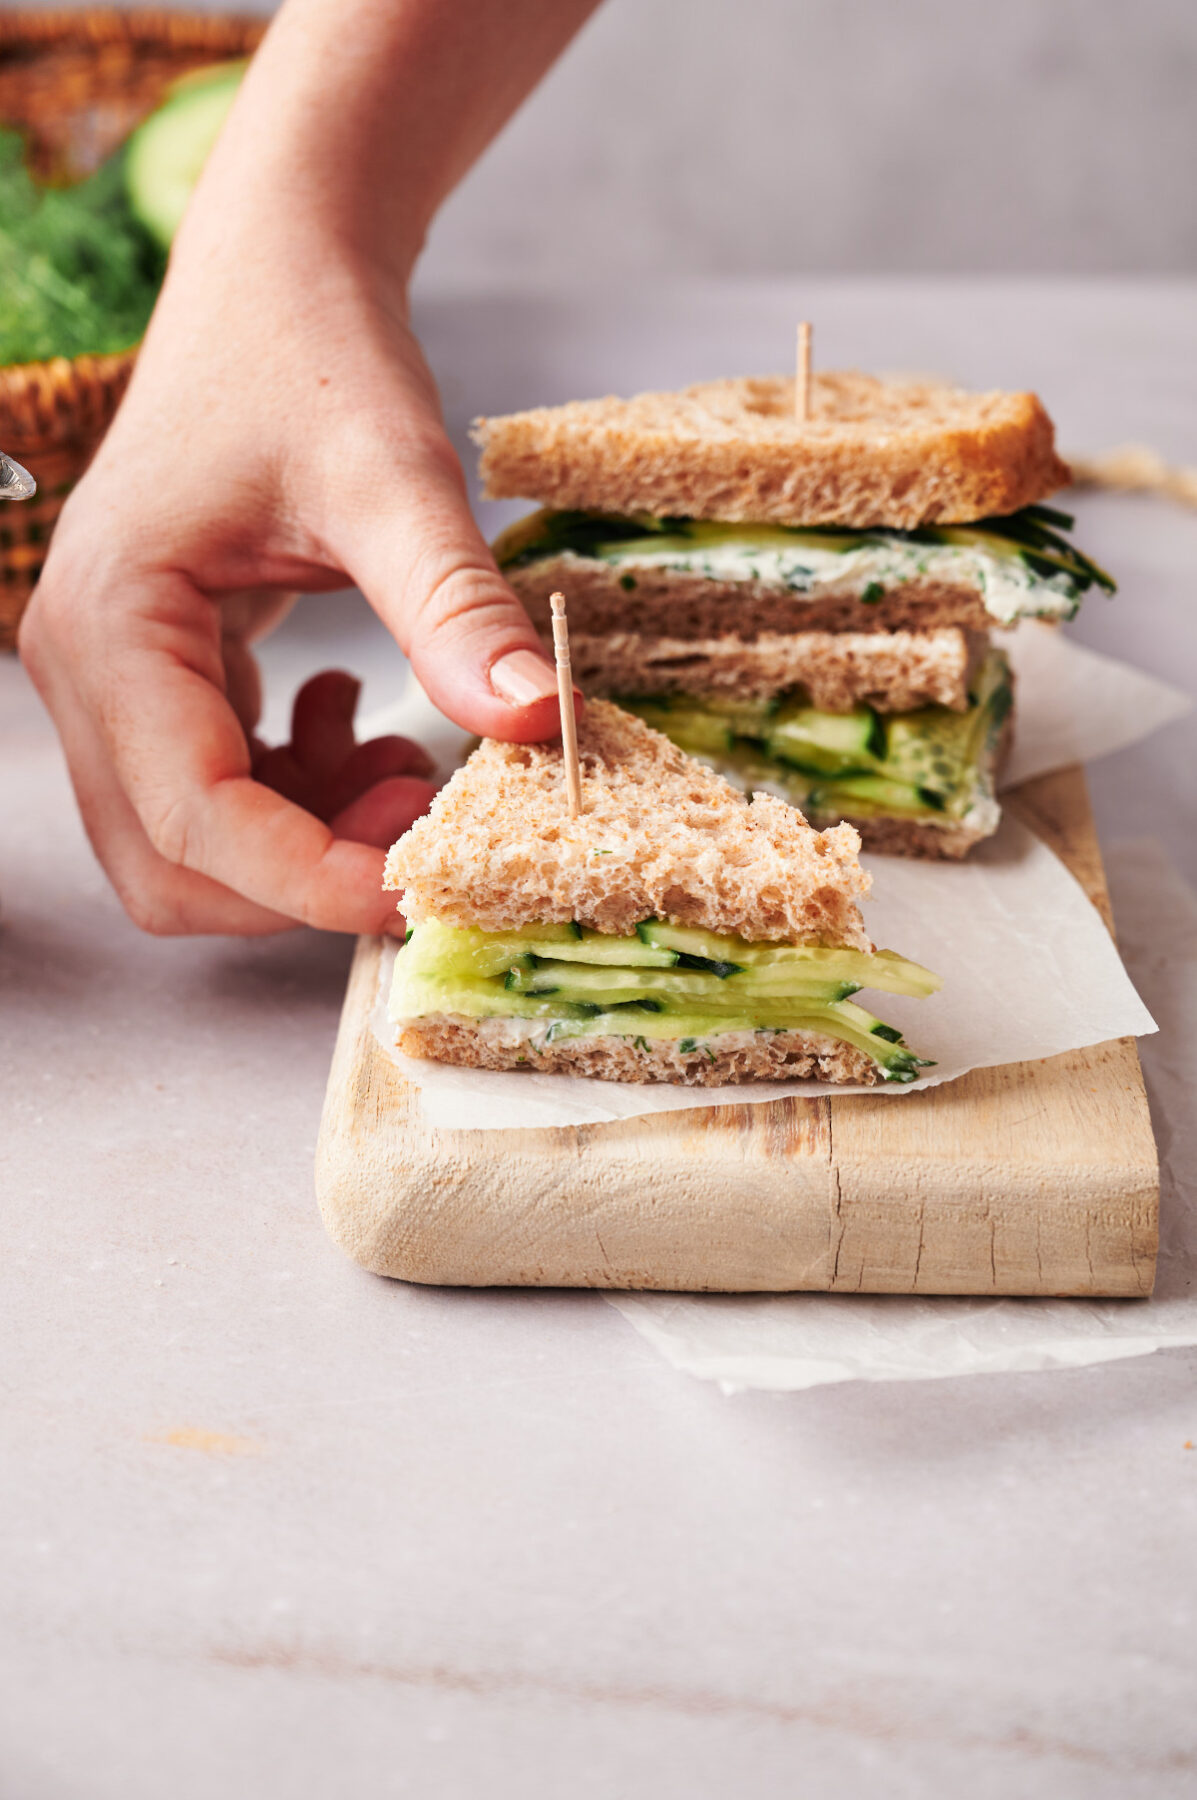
[339, 432, 575, 743]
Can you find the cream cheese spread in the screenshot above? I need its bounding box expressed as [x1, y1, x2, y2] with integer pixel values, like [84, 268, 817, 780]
[587, 532, 1079, 626]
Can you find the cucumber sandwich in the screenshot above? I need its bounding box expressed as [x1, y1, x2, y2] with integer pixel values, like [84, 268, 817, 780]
[384, 700, 939, 1087]
[475, 372, 1115, 859]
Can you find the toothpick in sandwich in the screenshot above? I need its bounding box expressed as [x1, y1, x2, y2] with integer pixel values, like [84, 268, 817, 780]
[550, 590, 583, 817]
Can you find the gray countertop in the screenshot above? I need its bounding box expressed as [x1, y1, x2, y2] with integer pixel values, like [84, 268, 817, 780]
[2, 280, 1195, 1799]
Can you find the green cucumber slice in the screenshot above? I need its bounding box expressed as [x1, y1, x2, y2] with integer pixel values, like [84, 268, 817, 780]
[636, 921, 747, 960]
[624, 701, 734, 756]
[560, 928, 678, 967]
[882, 709, 976, 795]
[402, 920, 586, 981]
[673, 952, 744, 978]
[124, 61, 247, 249]
[766, 704, 885, 776]
[806, 773, 941, 817]
[505, 962, 857, 1007]
[396, 979, 598, 1024]
[635, 923, 940, 997]
[687, 693, 778, 737]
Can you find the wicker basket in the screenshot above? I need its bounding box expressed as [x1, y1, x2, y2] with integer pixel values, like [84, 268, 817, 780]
[0, 8, 266, 649]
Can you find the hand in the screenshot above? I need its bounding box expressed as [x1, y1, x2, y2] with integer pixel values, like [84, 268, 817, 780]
[18, 0, 596, 937]
[253, 669, 436, 853]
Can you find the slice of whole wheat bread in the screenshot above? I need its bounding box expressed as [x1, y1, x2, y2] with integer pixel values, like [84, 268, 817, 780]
[474, 372, 1070, 529]
[509, 552, 994, 637]
[845, 813, 992, 860]
[568, 626, 987, 713]
[385, 698, 872, 947]
[397, 1018, 883, 1086]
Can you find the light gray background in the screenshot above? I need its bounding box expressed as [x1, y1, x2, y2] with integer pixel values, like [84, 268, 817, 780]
[23, 0, 1197, 275]
[428, 0, 1197, 280]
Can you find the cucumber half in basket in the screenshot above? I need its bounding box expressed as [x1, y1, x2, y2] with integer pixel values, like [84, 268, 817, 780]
[124, 60, 247, 249]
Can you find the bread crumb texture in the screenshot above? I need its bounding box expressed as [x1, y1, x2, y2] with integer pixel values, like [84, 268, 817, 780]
[844, 812, 990, 860]
[386, 699, 871, 946]
[475, 371, 1070, 528]
[569, 625, 986, 713]
[398, 1018, 882, 1086]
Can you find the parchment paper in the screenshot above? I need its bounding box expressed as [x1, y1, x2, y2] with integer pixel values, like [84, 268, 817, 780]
[606, 838, 1197, 1389]
[1000, 623, 1192, 787]
[363, 625, 1182, 1131]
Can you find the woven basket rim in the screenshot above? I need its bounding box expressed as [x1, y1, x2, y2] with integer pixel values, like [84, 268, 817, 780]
[0, 349, 137, 447]
[0, 9, 268, 52]
[0, 346, 139, 392]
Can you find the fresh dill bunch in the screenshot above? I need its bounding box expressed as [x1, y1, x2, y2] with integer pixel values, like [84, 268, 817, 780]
[0, 129, 165, 367]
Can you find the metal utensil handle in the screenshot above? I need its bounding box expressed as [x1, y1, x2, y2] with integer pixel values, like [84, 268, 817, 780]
[0, 453, 36, 500]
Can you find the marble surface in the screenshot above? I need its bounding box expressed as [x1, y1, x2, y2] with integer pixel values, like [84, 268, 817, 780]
[2, 280, 1196, 1798]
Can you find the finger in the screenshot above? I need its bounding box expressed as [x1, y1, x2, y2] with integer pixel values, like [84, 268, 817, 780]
[290, 669, 360, 778]
[222, 632, 263, 739]
[95, 589, 402, 932]
[328, 774, 437, 849]
[30, 669, 300, 937]
[222, 588, 298, 647]
[86, 800, 301, 937]
[327, 429, 573, 743]
[322, 734, 436, 818]
[252, 741, 316, 809]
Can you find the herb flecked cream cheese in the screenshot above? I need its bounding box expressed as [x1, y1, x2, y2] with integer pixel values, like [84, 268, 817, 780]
[496, 508, 1116, 627]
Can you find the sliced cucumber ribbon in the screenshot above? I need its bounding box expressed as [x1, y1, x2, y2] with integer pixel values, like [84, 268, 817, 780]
[393, 917, 938, 1081]
[623, 649, 1011, 826]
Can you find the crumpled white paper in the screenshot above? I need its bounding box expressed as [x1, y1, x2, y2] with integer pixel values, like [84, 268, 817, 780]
[1000, 623, 1191, 787]
[373, 811, 1155, 1128]
[362, 624, 1182, 1131]
[606, 838, 1197, 1389]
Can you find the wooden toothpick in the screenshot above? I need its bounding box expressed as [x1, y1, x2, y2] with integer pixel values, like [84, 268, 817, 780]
[549, 591, 583, 818]
[795, 320, 812, 422]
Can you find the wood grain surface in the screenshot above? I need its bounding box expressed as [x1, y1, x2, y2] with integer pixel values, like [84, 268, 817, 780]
[316, 766, 1158, 1296]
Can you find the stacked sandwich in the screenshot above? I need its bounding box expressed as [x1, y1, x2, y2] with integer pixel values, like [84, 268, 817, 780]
[385, 701, 939, 1087]
[475, 373, 1114, 858]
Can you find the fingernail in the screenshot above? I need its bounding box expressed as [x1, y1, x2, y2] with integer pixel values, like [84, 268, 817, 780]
[490, 649, 559, 707]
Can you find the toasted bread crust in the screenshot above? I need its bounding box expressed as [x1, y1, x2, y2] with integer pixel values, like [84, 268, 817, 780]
[475, 372, 1070, 529]
[385, 699, 872, 947]
[510, 554, 994, 637]
[569, 626, 987, 714]
[397, 1018, 883, 1086]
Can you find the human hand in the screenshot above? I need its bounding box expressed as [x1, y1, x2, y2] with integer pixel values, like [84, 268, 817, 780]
[18, 0, 596, 938]
[253, 668, 436, 850]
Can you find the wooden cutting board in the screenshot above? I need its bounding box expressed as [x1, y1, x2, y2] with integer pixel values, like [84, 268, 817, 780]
[316, 765, 1158, 1297]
